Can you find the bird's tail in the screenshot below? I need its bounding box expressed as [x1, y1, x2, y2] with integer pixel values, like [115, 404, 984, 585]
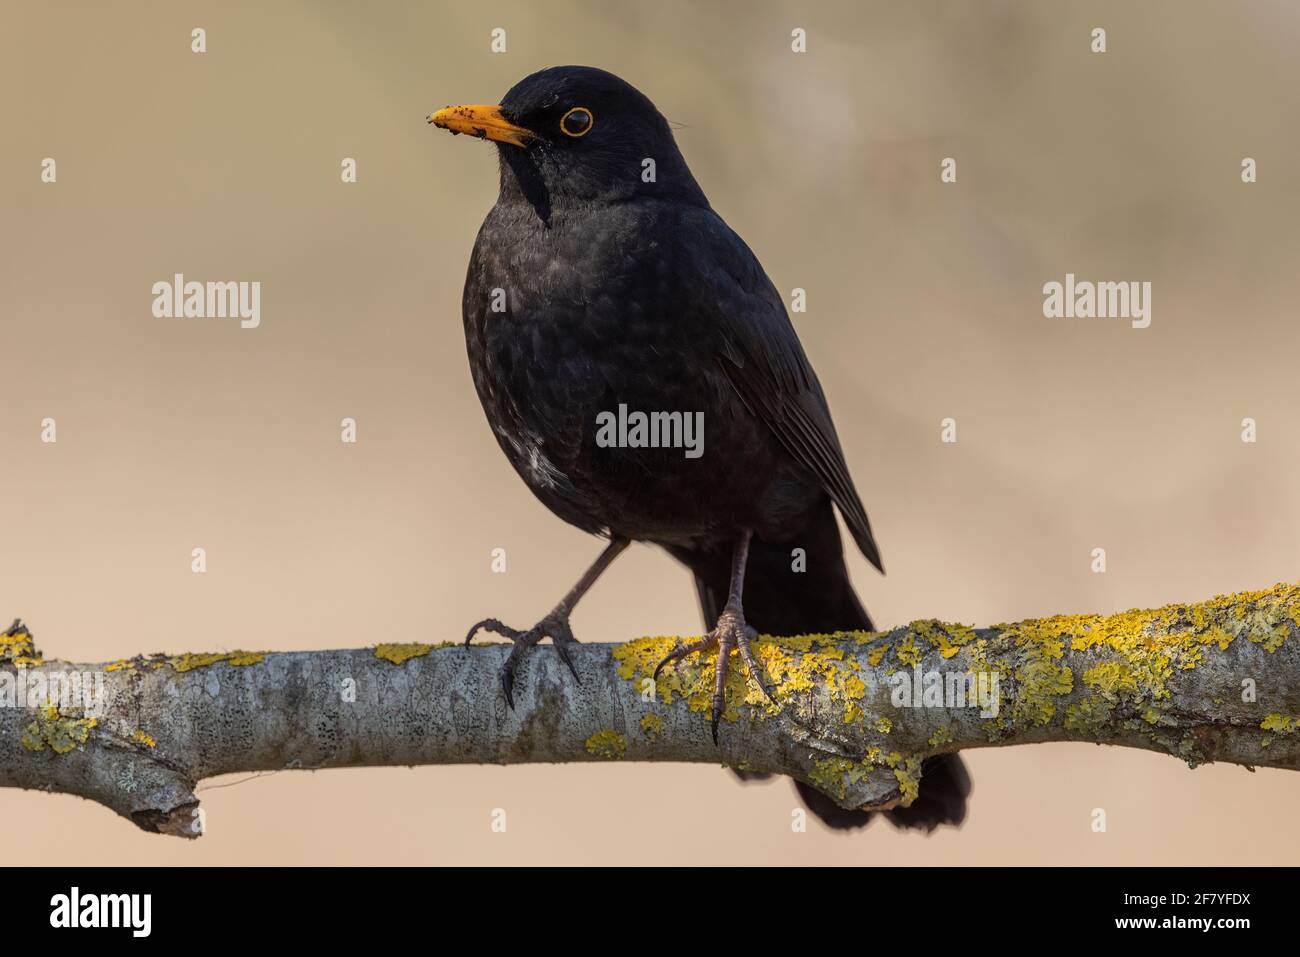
[666, 500, 970, 832]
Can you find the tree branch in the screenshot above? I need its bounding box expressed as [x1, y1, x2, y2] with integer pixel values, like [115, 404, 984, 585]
[3, 582, 1298, 838]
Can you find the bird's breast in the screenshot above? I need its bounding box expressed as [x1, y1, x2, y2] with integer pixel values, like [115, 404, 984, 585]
[459, 199, 793, 543]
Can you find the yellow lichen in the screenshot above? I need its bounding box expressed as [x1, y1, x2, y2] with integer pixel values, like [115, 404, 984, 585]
[808, 761, 845, 799]
[990, 582, 1300, 734]
[895, 633, 923, 667]
[851, 630, 890, 646]
[168, 651, 265, 672]
[133, 729, 157, 748]
[1, 622, 42, 668]
[1012, 658, 1074, 726]
[1260, 713, 1298, 734]
[612, 632, 869, 729]
[808, 757, 856, 801]
[1082, 661, 1139, 697]
[639, 713, 664, 738]
[584, 730, 627, 759]
[603, 583, 1298, 786]
[1065, 696, 1114, 733]
[21, 705, 97, 754]
[1199, 627, 1236, 651]
[910, 620, 978, 661]
[374, 643, 434, 665]
[798, 744, 934, 809]
[894, 760, 921, 806]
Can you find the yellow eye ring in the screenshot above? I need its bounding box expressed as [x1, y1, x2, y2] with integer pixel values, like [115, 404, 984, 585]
[560, 107, 594, 138]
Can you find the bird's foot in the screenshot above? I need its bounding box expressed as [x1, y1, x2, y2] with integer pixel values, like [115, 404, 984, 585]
[464, 609, 580, 709]
[653, 605, 775, 744]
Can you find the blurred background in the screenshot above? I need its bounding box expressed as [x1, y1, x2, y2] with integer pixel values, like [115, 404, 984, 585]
[2, 0, 1298, 864]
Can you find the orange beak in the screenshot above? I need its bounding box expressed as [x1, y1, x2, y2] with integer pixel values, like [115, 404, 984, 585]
[427, 104, 535, 148]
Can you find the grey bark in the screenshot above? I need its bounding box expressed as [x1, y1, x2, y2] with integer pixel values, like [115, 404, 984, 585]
[2, 582, 1297, 838]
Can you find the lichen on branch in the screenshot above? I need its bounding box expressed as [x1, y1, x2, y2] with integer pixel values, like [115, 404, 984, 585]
[1, 584, 1297, 837]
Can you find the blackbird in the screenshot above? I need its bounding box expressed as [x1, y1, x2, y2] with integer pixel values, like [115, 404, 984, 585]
[429, 65, 969, 831]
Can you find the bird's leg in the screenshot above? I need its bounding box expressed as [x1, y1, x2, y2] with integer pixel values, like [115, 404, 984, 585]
[653, 530, 775, 743]
[465, 536, 629, 708]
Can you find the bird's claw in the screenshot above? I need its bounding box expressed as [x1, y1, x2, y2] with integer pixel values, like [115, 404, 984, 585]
[652, 606, 774, 745]
[464, 610, 581, 709]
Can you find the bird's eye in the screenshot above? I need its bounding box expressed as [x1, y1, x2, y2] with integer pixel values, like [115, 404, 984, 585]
[560, 107, 593, 138]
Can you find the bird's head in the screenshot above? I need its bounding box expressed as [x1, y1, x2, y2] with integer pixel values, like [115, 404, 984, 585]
[429, 65, 707, 219]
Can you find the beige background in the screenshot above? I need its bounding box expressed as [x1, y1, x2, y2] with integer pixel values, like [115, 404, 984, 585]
[2, 0, 1298, 864]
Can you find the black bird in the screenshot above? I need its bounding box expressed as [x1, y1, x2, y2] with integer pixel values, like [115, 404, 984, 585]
[429, 66, 969, 831]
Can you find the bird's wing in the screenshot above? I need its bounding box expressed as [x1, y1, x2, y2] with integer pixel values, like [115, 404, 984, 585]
[685, 209, 884, 573]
